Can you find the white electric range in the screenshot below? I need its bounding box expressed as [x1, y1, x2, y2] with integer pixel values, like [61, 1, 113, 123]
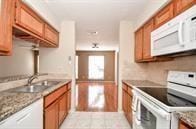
[132, 71, 196, 129]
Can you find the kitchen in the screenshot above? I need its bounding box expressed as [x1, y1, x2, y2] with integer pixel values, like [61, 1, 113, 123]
[0, 0, 196, 129]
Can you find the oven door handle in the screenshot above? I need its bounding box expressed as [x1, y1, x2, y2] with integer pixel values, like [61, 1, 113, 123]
[139, 96, 171, 121]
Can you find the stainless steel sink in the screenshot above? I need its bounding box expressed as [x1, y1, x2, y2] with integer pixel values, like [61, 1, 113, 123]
[12, 85, 48, 93]
[34, 80, 61, 86]
[11, 80, 61, 93]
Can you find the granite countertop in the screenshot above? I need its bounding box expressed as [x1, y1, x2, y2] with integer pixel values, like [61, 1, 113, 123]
[0, 79, 71, 122]
[122, 80, 163, 88]
[175, 111, 196, 129]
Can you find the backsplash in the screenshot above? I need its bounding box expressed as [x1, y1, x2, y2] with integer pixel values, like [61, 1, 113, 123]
[0, 39, 34, 77]
[0, 74, 32, 83]
[146, 55, 196, 85]
[0, 73, 69, 92]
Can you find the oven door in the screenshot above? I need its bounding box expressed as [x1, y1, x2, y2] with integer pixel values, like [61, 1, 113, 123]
[134, 96, 171, 129]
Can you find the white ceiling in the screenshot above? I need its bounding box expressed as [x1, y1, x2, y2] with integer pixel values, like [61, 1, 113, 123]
[41, 0, 150, 50]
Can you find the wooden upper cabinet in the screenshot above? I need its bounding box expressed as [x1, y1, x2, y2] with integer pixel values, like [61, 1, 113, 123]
[15, 0, 44, 37]
[135, 28, 143, 62]
[155, 3, 174, 28]
[143, 19, 154, 60]
[0, 0, 14, 55]
[174, 0, 195, 15]
[44, 24, 59, 46]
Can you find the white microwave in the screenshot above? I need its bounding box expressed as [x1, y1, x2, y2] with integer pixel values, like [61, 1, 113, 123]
[151, 5, 196, 56]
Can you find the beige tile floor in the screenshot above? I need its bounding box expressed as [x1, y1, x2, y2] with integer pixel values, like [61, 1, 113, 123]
[60, 112, 131, 129]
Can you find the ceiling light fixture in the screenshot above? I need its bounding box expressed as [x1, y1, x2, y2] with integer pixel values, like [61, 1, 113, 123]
[92, 43, 99, 48]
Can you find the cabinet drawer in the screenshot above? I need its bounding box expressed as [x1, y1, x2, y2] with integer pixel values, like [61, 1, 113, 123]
[44, 24, 59, 45]
[44, 85, 67, 108]
[155, 3, 174, 28]
[15, 0, 44, 37]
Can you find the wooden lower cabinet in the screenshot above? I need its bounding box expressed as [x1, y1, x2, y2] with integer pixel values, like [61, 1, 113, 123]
[126, 92, 133, 124]
[179, 120, 193, 129]
[122, 89, 128, 113]
[59, 93, 67, 125]
[67, 89, 71, 111]
[45, 100, 59, 129]
[44, 82, 71, 129]
[122, 83, 133, 126]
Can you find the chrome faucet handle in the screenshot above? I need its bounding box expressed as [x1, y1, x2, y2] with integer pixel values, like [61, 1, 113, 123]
[27, 75, 39, 86]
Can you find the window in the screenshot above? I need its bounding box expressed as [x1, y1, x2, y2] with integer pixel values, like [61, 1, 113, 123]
[88, 56, 104, 80]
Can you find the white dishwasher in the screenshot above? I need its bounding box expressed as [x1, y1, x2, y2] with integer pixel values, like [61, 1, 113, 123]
[0, 99, 43, 129]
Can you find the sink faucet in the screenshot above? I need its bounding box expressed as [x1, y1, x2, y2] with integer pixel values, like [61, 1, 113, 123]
[27, 75, 39, 86]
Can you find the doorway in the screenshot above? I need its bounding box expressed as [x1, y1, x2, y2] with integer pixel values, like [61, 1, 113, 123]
[75, 51, 118, 112]
[88, 56, 104, 80]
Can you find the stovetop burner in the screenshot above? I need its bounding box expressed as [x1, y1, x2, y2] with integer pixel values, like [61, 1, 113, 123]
[137, 87, 196, 107]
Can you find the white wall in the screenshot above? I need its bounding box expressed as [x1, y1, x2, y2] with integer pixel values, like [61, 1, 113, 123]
[118, 21, 148, 111]
[39, 21, 76, 111]
[39, 21, 75, 76]
[134, 0, 170, 30]
[0, 39, 34, 77]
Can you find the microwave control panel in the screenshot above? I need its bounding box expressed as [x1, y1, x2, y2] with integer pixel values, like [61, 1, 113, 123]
[190, 16, 196, 42]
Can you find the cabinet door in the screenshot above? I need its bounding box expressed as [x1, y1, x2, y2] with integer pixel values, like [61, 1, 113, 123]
[45, 101, 59, 129]
[67, 90, 71, 111]
[135, 28, 143, 62]
[175, 0, 195, 15]
[15, 0, 44, 37]
[127, 94, 133, 125]
[122, 90, 127, 113]
[44, 24, 59, 46]
[0, 0, 14, 54]
[143, 19, 154, 60]
[59, 93, 67, 125]
[154, 3, 174, 28]
[179, 120, 193, 129]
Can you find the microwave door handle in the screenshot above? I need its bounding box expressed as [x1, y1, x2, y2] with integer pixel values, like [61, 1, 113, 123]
[178, 21, 185, 47]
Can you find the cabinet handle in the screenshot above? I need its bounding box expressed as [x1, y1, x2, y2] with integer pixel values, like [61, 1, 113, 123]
[16, 113, 30, 123]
